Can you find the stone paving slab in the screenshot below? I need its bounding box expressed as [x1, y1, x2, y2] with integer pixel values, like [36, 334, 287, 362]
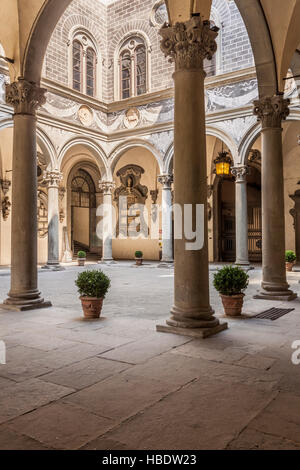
[64, 371, 184, 421]
[8, 402, 115, 450]
[227, 428, 300, 450]
[100, 333, 191, 364]
[0, 427, 52, 450]
[0, 379, 74, 425]
[0, 266, 299, 449]
[103, 378, 276, 450]
[40, 357, 130, 390]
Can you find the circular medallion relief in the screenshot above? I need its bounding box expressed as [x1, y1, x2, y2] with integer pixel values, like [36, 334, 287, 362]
[151, 0, 169, 27]
[78, 105, 94, 127]
[284, 69, 296, 97]
[124, 108, 140, 129]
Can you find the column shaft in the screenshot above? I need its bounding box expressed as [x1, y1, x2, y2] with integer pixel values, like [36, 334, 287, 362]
[232, 166, 250, 266]
[157, 17, 227, 336]
[99, 182, 115, 263]
[254, 95, 296, 300]
[158, 175, 173, 263]
[1, 79, 51, 310]
[44, 171, 63, 269]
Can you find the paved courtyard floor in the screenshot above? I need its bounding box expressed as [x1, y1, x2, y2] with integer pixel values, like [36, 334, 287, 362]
[0, 263, 300, 450]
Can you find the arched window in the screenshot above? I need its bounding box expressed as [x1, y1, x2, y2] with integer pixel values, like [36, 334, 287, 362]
[71, 170, 96, 208]
[86, 48, 96, 97]
[71, 33, 98, 97]
[135, 45, 146, 96]
[72, 40, 83, 92]
[121, 51, 131, 99]
[119, 36, 148, 100]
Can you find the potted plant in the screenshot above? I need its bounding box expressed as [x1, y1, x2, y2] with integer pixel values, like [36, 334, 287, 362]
[286, 250, 297, 272]
[213, 265, 249, 317]
[135, 250, 143, 266]
[75, 270, 111, 319]
[77, 251, 86, 266]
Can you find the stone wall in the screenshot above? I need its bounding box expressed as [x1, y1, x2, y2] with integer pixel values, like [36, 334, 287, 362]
[44, 0, 255, 102]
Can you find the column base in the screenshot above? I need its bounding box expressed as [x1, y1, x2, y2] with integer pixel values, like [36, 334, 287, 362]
[235, 262, 254, 271]
[254, 291, 297, 302]
[254, 282, 297, 301]
[42, 263, 65, 272]
[0, 296, 52, 312]
[98, 259, 116, 265]
[157, 322, 228, 339]
[158, 260, 174, 269]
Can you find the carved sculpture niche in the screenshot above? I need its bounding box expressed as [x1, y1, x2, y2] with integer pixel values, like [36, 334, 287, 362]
[114, 165, 148, 238]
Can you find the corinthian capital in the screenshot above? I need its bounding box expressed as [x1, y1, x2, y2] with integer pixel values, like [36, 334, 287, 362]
[158, 174, 173, 189]
[231, 166, 249, 183]
[43, 170, 63, 189]
[159, 16, 218, 72]
[6, 78, 46, 115]
[99, 181, 116, 196]
[253, 95, 290, 129]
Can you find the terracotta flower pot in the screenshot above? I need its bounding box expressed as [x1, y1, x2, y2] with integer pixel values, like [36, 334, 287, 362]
[78, 258, 86, 266]
[286, 262, 295, 272]
[220, 293, 245, 317]
[80, 297, 103, 319]
[135, 258, 143, 266]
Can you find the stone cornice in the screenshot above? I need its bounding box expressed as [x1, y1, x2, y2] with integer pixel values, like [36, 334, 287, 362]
[205, 66, 257, 89]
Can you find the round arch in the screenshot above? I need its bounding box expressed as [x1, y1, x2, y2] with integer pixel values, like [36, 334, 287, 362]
[58, 137, 108, 178]
[108, 139, 164, 178]
[234, 0, 278, 97]
[239, 112, 300, 166]
[36, 127, 57, 169]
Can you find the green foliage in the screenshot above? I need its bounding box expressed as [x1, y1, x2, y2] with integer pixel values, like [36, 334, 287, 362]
[77, 251, 87, 259]
[286, 250, 296, 263]
[213, 265, 249, 296]
[76, 270, 111, 298]
[135, 251, 143, 259]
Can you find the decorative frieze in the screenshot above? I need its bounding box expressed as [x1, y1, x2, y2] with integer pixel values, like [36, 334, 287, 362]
[159, 16, 218, 72]
[253, 95, 290, 129]
[6, 79, 46, 115]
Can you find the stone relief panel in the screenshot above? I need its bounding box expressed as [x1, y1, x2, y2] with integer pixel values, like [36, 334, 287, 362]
[146, 130, 173, 155]
[0, 73, 9, 104]
[214, 115, 257, 146]
[205, 79, 258, 112]
[37, 78, 261, 136]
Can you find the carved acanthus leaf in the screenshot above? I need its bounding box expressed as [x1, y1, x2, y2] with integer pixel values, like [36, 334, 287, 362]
[159, 17, 218, 71]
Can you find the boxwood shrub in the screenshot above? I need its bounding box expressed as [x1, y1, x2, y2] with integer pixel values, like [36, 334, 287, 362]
[213, 265, 249, 296]
[76, 270, 111, 298]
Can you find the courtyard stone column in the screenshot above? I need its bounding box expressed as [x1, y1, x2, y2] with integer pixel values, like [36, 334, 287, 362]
[158, 174, 174, 264]
[253, 95, 297, 300]
[99, 181, 116, 263]
[157, 16, 227, 337]
[232, 166, 250, 267]
[43, 170, 64, 270]
[1, 79, 51, 310]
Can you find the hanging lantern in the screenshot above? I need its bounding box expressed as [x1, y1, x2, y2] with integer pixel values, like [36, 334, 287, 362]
[214, 151, 232, 177]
